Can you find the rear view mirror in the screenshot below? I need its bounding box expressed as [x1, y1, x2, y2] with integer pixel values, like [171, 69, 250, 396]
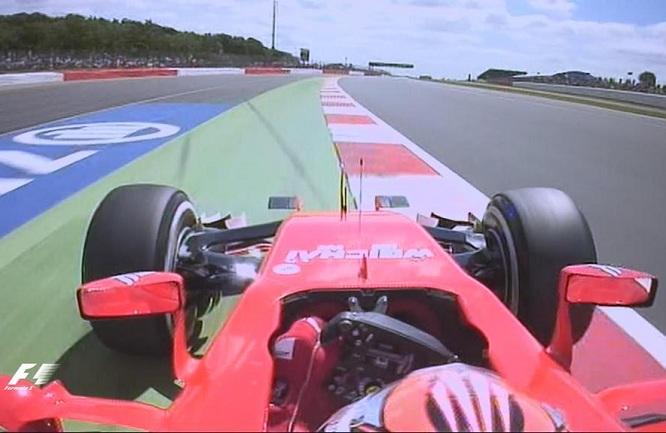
[268, 196, 303, 211]
[375, 195, 410, 210]
[562, 264, 658, 307]
[77, 271, 184, 320]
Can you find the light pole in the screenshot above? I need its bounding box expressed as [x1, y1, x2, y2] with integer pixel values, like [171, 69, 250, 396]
[271, 0, 278, 51]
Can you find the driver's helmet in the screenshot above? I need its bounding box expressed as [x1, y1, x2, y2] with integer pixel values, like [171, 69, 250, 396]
[319, 363, 567, 432]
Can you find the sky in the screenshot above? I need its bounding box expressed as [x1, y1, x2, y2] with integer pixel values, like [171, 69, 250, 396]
[2, 0, 666, 82]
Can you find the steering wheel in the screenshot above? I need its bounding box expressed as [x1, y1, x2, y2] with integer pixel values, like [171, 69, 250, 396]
[320, 296, 459, 403]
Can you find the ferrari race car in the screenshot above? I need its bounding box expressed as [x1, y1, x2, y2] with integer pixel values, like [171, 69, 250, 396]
[1, 183, 665, 432]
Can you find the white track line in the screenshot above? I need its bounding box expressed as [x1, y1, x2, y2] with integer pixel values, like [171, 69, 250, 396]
[320, 77, 666, 370]
[328, 124, 411, 144]
[346, 175, 483, 221]
[322, 106, 363, 115]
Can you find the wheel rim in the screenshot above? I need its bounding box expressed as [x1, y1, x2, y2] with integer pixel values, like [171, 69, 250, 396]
[485, 206, 520, 315]
[163, 200, 198, 339]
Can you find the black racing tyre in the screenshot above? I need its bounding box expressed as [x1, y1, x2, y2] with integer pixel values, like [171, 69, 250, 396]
[81, 184, 198, 356]
[482, 187, 597, 347]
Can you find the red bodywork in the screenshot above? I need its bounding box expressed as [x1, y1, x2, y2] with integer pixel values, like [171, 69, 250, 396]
[1, 211, 664, 431]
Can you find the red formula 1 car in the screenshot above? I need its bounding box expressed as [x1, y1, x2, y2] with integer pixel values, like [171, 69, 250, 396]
[1, 183, 665, 432]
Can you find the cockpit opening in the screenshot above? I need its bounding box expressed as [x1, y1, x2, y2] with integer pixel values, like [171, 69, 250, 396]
[266, 289, 489, 432]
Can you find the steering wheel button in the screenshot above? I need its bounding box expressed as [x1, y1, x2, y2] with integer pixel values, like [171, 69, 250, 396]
[374, 357, 388, 368]
[338, 319, 353, 333]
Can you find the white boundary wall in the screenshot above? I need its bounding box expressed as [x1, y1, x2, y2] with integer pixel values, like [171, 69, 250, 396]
[0, 72, 64, 87]
[175, 68, 244, 76]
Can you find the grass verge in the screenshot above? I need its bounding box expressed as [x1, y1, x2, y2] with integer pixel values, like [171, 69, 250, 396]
[440, 80, 666, 120]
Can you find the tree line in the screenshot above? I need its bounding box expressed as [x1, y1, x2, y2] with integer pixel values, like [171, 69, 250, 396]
[0, 13, 295, 60]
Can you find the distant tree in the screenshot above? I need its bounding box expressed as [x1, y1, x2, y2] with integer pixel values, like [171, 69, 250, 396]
[0, 12, 295, 61]
[639, 71, 656, 88]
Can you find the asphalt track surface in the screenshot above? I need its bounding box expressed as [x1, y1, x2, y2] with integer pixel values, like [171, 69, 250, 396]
[0, 74, 305, 134]
[340, 76, 666, 333]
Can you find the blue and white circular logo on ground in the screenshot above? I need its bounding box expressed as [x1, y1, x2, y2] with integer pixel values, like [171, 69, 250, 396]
[12, 122, 181, 146]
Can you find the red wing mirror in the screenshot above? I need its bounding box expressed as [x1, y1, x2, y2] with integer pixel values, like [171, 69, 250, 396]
[77, 271, 184, 320]
[562, 264, 658, 307]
